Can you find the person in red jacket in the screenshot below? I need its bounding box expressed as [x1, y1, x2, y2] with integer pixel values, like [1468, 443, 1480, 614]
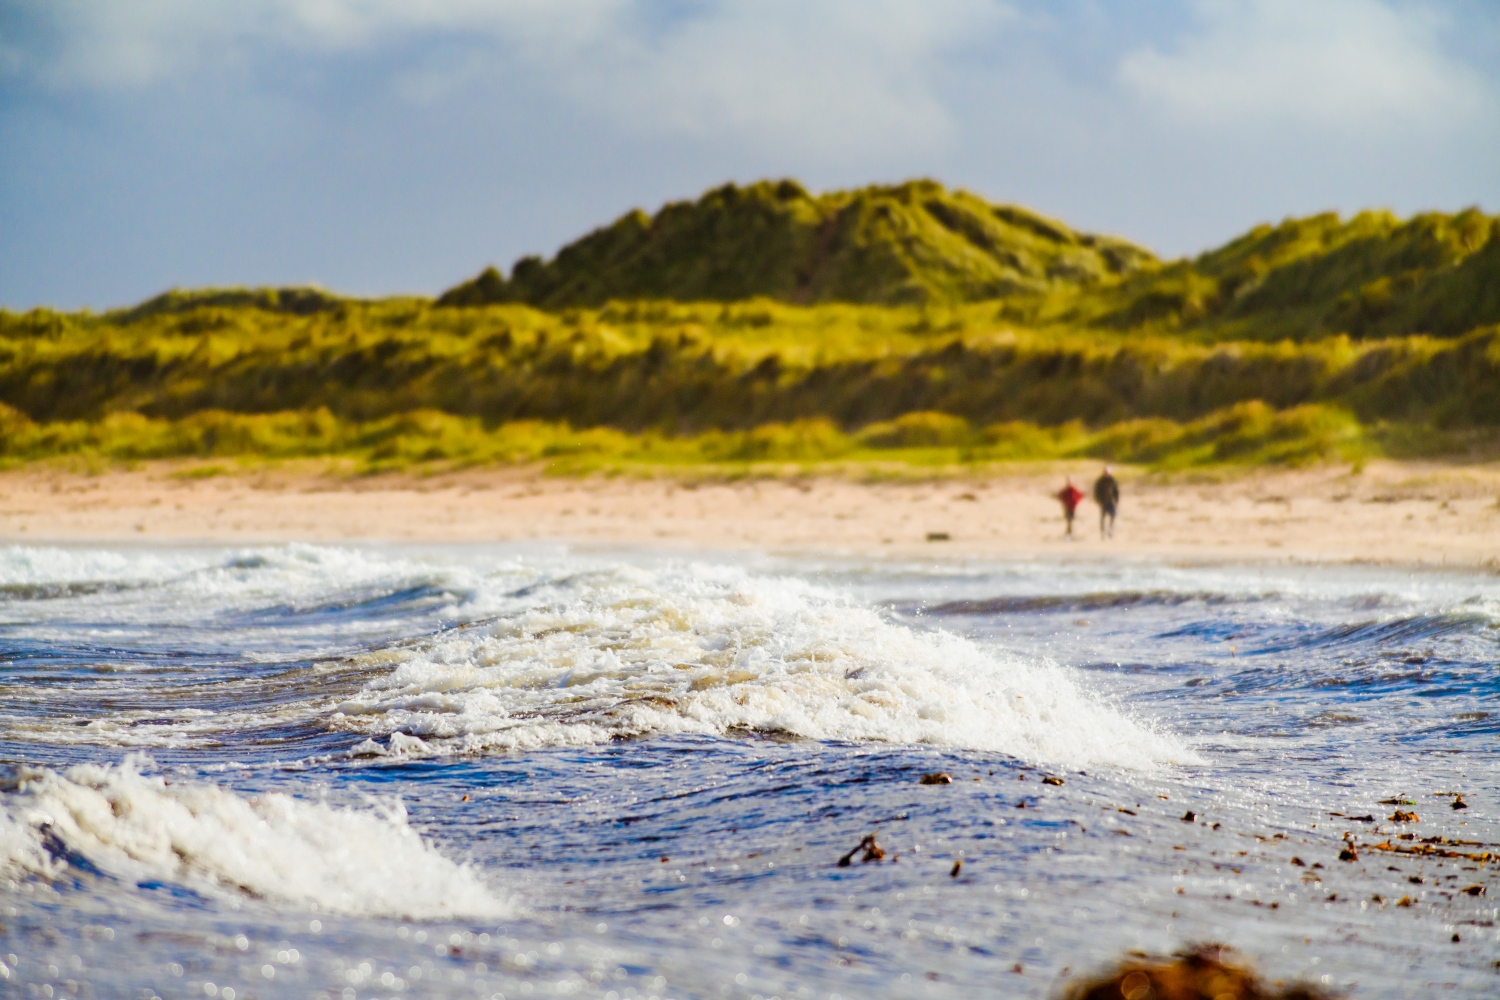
[1056, 478, 1085, 538]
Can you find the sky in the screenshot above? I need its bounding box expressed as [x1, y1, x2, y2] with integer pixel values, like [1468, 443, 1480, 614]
[2, 0, 1498, 310]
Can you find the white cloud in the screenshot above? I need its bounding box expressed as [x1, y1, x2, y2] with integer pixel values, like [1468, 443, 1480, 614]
[2, 0, 1005, 157]
[552, 1, 1008, 157]
[0, 1, 630, 88]
[1119, 0, 1481, 127]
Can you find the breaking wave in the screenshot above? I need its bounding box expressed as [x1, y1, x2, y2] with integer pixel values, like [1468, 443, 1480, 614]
[332, 564, 1189, 770]
[0, 759, 507, 920]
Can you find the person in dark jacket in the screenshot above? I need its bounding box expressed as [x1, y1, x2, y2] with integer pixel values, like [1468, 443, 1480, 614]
[1093, 466, 1119, 538]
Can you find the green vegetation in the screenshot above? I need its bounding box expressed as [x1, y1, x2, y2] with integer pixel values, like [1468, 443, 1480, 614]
[2, 179, 1498, 474]
[437, 180, 1500, 346]
[0, 401, 1382, 475]
[438, 180, 1157, 308]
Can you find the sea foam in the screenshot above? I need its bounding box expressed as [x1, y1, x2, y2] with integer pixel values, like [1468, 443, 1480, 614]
[334, 564, 1188, 769]
[0, 759, 507, 919]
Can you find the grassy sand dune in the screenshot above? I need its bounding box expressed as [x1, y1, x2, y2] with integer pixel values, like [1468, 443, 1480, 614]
[3, 182, 1497, 473]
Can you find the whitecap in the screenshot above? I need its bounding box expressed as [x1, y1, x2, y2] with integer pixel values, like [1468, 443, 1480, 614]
[0, 758, 507, 920]
[331, 564, 1190, 770]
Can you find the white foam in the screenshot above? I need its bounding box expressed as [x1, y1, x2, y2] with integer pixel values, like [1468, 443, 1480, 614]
[0, 759, 508, 919]
[333, 565, 1190, 770]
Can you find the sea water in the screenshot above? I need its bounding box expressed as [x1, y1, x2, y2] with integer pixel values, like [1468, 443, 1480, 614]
[0, 543, 1495, 998]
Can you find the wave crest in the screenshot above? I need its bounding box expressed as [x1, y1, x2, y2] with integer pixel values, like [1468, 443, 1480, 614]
[333, 565, 1188, 770]
[0, 759, 507, 919]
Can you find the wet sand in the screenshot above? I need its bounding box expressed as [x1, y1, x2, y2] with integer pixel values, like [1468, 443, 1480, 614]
[1, 460, 1498, 569]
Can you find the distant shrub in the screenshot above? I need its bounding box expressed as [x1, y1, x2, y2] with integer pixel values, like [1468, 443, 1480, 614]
[855, 411, 972, 448]
[700, 420, 853, 462]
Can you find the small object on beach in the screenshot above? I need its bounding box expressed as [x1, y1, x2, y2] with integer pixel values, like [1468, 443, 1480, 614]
[1042, 776, 1064, 786]
[1379, 797, 1415, 806]
[1349, 814, 1375, 822]
[1290, 856, 1305, 866]
[1370, 894, 1383, 903]
[1011, 962, 1024, 974]
[1452, 933, 1462, 942]
[1060, 944, 1333, 1000]
[926, 531, 951, 542]
[950, 859, 962, 878]
[1016, 801, 1028, 809]
[1451, 795, 1468, 810]
[1396, 895, 1413, 907]
[1408, 876, 1424, 884]
[920, 772, 952, 785]
[660, 856, 669, 863]
[461, 794, 469, 801]
[1389, 810, 1418, 823]
[1181, 810, 1196, 822]
[837, 834, 885, 867]
[1462, 884, 1486, 896]
[1338, 847, 1358, 862]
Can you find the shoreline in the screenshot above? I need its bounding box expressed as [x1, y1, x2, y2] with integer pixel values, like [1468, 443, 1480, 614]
[1, 459, 1498, 570]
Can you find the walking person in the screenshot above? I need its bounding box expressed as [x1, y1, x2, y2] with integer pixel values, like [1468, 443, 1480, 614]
[1056, 478, 1085, 538]
[1093, 465, 1119, 539]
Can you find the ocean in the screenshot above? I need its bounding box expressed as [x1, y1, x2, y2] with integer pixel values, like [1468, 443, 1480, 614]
[0, 543, 1495, 998]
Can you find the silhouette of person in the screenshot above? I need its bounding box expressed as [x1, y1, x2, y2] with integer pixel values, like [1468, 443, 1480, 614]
[1093, 465, 1119, 539]
[1056, 478, 1085, 538]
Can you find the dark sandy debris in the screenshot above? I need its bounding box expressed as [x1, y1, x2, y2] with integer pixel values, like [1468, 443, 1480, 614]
[837, 835, 886, 867]
[1462, 884, 1487, 896]
[1452, 796, 1468, 810]
[919, 772, 952, 785]
[1338, 848, 1359, 862]
[1061, 945, 1331, 1000]
[1181, 811, 1197, 822]
[950, 859, 962, 877]
[1042, 776, 1065, 786]
[1389, 810, 1419, 823]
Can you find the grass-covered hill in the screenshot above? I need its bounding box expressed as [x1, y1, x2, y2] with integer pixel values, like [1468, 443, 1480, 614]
[0, 179, 1497, 473]
[0, 297, 1496, 472]
[437, 180, 1158, 308]
[441, 180, 1500, 344]
[1074, 207, 1500, 342]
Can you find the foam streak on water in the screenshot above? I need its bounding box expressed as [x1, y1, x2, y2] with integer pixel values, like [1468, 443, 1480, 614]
[0, 543, 1496, 998]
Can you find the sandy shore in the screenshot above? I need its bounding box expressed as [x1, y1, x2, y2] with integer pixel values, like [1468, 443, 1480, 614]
[1, 460, 1498, 569]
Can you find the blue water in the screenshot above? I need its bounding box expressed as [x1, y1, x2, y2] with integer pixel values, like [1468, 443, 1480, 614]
[0, 544, 1496, 999]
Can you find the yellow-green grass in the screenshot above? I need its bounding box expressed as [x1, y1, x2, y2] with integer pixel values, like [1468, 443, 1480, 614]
[3, 299, 1498, 429]
[3, 401, 1484, 479]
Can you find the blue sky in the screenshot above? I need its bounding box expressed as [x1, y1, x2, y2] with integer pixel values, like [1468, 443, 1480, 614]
[2, 0, 1497, 309]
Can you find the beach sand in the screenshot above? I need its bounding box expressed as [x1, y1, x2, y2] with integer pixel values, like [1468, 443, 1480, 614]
[1, 460, 1498, 569]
